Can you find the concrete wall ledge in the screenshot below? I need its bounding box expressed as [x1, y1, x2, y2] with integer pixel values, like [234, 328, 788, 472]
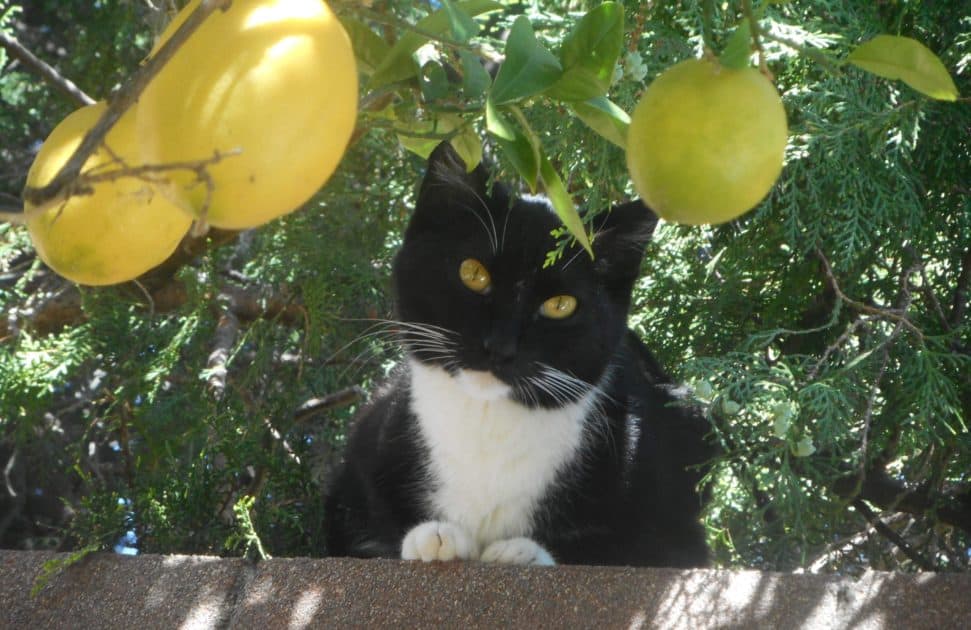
[2, 550, 970, 629]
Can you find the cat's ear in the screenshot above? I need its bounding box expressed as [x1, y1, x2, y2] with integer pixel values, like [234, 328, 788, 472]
[418, 141, 490, 203]
[591, 199, 659, 290]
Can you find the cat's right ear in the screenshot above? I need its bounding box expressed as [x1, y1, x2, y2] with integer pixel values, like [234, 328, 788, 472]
[418, 141, 490, 202]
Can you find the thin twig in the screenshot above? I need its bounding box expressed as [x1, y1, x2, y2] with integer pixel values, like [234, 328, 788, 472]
[815, 247, 924, 341]
[293, 387, 364, 423]
[950, 246, 971, 327]
[0, 31, 95, 106]
[904, 245, 950, 331]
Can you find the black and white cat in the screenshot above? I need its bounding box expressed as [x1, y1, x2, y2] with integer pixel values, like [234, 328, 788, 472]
[323, 143, 712, 567]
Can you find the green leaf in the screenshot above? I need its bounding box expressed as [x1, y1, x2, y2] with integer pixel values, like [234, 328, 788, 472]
[539, 156, 593, 257]
[460, 50, 491, 98]
[485, 97, 516, 141]
[441, 0, 479, 43]
[720, 20, 753, 70]
[419, 61, 449, 102]
[397, 114, 462, 159]
[487, 100, 540, 189]
[450, 124, 483, 172]
[569, 96, 630, 149]
[369, 0, 502, 88]
[489, 15, 562, 104]
[847, 35, 958, 101]
[338, 17, 391, 75]
[546, 2, 624, 101]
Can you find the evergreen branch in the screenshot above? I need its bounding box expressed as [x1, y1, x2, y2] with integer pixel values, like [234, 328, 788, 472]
[759, 30, 842, 75]
[815, 247, 924, 341]
[904, 245, 952, 332]
[0, 30, 95, 106]
[806, 512, 910, 573]
[21, 0, 232, 210]
[852, 498, 937, 571]
[858, 322, 899, 472]
[832, 468, 971, 535]
[950, 246, 971, 328]
[0, 271, 306, 341]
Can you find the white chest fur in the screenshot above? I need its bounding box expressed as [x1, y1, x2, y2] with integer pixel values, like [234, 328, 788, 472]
[408, 360, 593, 546]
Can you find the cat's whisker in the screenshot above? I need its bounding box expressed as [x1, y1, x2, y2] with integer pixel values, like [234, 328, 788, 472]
[499, 204, 513, 253]
[322, 320, 399, 365]
[535, 364, 591, 403]
[561, 243, 588, 270]
[525, 375, 564, 407]
[426, 180, 499, 253]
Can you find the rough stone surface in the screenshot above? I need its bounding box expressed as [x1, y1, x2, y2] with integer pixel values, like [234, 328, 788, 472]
[2, 550, 970, 629]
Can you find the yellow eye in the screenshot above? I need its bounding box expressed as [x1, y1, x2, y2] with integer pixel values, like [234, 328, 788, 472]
[459, 258, 492, 294]
[539, 295, 578, 319]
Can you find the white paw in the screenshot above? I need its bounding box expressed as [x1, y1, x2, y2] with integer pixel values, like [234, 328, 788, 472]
[401, 521, 479, 562]
[480, 538, 556, 566]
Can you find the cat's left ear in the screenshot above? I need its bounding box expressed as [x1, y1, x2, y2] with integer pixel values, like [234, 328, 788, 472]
[591, 199, 659, 286]
[418, 141, 490, 202]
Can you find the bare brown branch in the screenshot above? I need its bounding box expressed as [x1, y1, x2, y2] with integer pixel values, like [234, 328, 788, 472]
[206, 295, 241, 400]
[0, 31, 95, 106]
[294, 387, 365, 424]
[814, 247, 924, 340]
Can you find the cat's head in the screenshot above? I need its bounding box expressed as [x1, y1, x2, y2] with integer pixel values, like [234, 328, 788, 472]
[392, 143, 657, 408]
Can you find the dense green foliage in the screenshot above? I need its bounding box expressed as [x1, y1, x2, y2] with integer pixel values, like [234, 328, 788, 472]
[1, 0, 968, 573]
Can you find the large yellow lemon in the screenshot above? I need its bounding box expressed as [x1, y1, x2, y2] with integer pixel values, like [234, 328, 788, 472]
[136, 0, 358, 229]
[25, 103, 192, 286]
[626, 58, 788, 225]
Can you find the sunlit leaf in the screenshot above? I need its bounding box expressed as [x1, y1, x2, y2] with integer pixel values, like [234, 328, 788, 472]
[847, 35, 958, 101]
[570, 96, 630, 149]
[546, 2, 624, 101]
[490, 16, 562, 104]
[337, 16, 389, 75]
[369, 0, 502, 88]
[539, 156, 592, 257]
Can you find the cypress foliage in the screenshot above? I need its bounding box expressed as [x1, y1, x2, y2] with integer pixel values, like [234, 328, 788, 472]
[1, 1, 967, 572]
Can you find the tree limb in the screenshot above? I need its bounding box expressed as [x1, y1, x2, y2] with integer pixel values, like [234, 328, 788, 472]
[20, 0, 232, 210]
[206, 295, 240, 400]
[951, 245, 971, 328]
[852, 498, 937, 571]
[0, 31, 95, 106]
[293, 387, 364, 423]
[833, 468, 971, 535]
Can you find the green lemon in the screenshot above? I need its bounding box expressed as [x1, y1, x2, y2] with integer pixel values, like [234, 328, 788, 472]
[626, 58, 788, 225]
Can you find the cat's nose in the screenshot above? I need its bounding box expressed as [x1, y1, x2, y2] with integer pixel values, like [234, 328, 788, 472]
[483, 333, 517, 365]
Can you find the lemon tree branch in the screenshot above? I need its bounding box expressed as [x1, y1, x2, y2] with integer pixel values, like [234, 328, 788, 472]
[0, 31, 95, 106]
[20, 0, 232, 210]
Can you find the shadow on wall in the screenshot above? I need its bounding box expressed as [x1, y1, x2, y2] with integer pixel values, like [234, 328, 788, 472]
[2, 551, 969, 629]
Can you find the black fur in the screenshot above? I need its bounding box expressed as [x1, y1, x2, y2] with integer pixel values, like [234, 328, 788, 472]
[324, 143, 712, 567]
